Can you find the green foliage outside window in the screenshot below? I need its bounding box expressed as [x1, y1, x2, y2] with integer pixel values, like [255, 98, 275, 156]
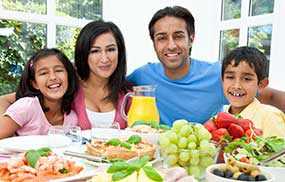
[248, 25, 272, 59]
[0, 20, 46, 95]
[2, 0, 46, 14]
[251, 0, 274, 16]
[56, 26, 81, 62]
[220, 0, 274, 62]
[56, 0, 102, 19]
[219, 29, 239, 60]
[222, 0, 241, 20]
[0, 0, 102, 95]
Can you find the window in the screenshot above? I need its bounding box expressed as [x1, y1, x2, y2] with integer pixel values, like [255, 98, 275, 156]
[219, 29, 240, 60]
[0, 0, 102, 94]
[222, 0, 241, 20]
[248, 24, 272, 59]
[218, 0, 275, 61]
[250, 0, 274, 16]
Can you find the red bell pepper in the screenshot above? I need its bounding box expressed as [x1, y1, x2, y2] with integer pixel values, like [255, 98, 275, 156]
[215, 112, 239, 129]
[228, 123, 245, 139]
[204, 119, 217, 132]
[235, 119, 253, 131]
[211, 128, 229, 142]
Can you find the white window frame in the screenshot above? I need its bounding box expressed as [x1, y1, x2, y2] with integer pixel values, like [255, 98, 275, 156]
[0, 0, 93, 47]
[215, 0, 285, 90]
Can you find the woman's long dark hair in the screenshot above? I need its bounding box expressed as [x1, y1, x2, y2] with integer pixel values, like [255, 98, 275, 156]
[16, 48, 79, 114]
[75, 20, 131, 106]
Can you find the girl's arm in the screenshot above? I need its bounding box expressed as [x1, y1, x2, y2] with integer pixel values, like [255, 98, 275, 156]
[0, 93, 16, 114]
[0, 115, 20, 139]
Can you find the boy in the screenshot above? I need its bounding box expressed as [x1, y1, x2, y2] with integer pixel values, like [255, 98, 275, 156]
[222, 46, 285, 137]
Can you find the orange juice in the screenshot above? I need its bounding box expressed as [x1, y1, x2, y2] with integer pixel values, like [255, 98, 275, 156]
[127, 96, 160, 126]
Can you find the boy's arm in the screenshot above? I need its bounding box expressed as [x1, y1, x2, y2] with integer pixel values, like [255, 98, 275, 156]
[0, 93, 16, 114]
[258, 87, 285, 112]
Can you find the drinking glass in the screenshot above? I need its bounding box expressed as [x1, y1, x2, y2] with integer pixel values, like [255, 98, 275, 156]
[48, 125, 82, 148]
[65, 126, 82, 144]
[48, 125, 67, 148]
[91, 121, 121, 139]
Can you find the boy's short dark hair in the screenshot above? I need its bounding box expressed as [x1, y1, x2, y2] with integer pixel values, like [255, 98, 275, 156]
[222, 46, 269, 82]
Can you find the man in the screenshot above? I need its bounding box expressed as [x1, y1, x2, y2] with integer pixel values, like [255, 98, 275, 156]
[127, 6, 285, 126]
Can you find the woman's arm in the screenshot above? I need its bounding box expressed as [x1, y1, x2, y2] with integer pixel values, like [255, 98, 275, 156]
[258, 87, 285, 112]
[0, 93, 16, 114]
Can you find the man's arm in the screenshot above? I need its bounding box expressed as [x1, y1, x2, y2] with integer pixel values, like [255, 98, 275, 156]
[0, 93, 16, 114]
[258, 87, 285, 112]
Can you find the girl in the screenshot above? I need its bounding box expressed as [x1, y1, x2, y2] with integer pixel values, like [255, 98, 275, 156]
[0, 48, 79, 138]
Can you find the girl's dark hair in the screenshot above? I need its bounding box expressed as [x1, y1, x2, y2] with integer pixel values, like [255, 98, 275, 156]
[16, 48, 79, 114]
[75, 20, 131, 105]
[222, 46, 269, 83]
[148, 6, 195, 55]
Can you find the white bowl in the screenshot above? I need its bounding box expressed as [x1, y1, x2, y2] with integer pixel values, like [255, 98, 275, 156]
[261, 166, 285, 181]
[205, 164, 274, 182]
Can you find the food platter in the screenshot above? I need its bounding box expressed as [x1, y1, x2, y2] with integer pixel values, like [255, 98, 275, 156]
[0, 135, 72, 153]
[0, 148, 84, 182]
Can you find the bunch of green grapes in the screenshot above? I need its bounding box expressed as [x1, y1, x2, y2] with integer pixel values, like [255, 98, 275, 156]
[159, 119, 217, 179]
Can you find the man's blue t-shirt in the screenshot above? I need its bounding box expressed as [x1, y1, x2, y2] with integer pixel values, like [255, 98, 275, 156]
[127, 58, 228, 126]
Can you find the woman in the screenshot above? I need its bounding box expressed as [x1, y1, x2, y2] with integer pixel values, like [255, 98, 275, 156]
[0, 20, 131, 130]
[74, 20, 131, 130]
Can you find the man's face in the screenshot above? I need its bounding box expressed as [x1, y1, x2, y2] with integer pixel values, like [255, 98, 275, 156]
[152, 16, 193, 77]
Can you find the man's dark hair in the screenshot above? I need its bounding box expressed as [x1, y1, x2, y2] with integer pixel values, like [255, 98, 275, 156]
[148, 6, 195, 41]
[222, 46, 269, 82]
[16, 48, 79, 114]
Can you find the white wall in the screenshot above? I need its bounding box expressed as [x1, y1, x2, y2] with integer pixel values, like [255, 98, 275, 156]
[103, 0, 284, 90]
[103, 0, 218, 73]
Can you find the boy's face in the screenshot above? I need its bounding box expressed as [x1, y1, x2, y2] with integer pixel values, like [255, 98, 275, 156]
[222, 60, 267, 114]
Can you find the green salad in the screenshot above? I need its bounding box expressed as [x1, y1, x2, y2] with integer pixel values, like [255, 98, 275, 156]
[224, 136, 285, 167]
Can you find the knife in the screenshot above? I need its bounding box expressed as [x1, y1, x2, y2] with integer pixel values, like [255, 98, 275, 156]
[63, 150, 109, 163]
[259, 148, 285, 165]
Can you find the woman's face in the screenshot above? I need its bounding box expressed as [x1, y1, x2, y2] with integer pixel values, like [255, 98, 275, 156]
[32, 55, 68, 102]
[87, 32, 118, 80]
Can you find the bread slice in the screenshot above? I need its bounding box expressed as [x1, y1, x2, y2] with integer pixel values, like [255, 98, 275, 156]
[86, 138, 156, 160]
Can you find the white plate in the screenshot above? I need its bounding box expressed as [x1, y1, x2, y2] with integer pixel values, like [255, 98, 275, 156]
[84, 128, 159, 144]
[0, 135, 72, 152]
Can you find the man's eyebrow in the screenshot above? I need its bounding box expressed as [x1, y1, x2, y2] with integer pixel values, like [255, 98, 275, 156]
[174, 30, 186, 34]
[154, 32, 167, 37]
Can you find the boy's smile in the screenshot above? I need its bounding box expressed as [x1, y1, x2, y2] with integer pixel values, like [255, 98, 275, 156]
[223, 61, 261, 114]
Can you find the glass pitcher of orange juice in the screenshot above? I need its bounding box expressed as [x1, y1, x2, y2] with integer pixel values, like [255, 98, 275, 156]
[121, 85, 160, 126]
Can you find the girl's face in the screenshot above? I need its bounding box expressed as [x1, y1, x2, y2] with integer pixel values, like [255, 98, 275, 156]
[222, 60, 266, 114]
[87, 32, 118, 80]
[32, 55, 68, 102]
